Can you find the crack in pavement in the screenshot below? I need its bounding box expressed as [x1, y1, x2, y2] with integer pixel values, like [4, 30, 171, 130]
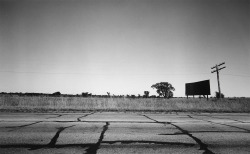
[77, 112, 95, 121]
[5, 121, 43, 132]
[158, 133, 186, 135]
[169, 123, 215, 154]
[159, 130, 249, 135]
[46, 114, 63, 119]
[102, 140, 195, 147]
[140, 114, 163, 123]
[5, 121, 42, 129]
[47, 125, 75, 147]
[85, 122, 109, 154]
[139, 114, 215, 154]
[188, 115, 250, 132]
[30, 125, 76, 150]
[1, 124, 76, 150]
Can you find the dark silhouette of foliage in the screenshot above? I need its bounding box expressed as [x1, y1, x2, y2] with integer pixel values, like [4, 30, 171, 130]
[150, 95, 157, 98]
[143, 91, 150, 98]
[107, 92, 110, 97]
[52, 91, 61, 96]
[215, 91, 224, 98]
[82, 92, 92, 97]
[151, 82, 175, 98]
[131, 95, 136, 99]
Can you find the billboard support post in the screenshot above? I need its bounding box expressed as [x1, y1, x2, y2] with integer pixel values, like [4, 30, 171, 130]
[211, 62, 226, 99]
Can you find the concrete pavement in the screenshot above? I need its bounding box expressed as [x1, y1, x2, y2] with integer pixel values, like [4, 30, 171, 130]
[0, 112, 250, 154]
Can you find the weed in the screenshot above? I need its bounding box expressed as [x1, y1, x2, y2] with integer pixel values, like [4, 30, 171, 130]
[0, 96, 249, 112]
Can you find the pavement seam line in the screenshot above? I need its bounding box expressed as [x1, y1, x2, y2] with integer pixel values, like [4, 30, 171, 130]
[102, 140, 195, 146]
[188, 115, 250, 132]
[140, 114, 215, 154]
[191, 114, 246, 123]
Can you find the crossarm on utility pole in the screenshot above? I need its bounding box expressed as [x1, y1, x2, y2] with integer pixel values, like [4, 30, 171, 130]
[218, 66, 226, 71]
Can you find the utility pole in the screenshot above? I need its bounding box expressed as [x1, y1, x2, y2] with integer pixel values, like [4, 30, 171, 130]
[211, 62, 226, 98]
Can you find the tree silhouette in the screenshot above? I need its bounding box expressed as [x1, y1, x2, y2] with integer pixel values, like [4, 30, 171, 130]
[151, 82, 175, 98]
[215, 91, 224, 98]
[52, 91, 61, 96]
[143, 91, 149, 98]
[82, 92, 92, 97]
[107, 92, 110, 97]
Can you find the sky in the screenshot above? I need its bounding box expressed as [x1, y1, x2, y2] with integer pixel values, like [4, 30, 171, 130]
[0, 0, 249, 97]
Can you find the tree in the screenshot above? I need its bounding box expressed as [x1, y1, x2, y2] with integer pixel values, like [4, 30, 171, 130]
[215, 91, 224, 98]
[52, 91, 61, 96]
[131, 95, 136, 99]
[151, 82, 175, 98]
[107, 92, 110, 97]
[82, 92, 92, 97]
[143, 91, 150, 98]
[150, 95, 157, 98]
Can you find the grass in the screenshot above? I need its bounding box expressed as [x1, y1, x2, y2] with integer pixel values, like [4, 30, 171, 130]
[0, 95, 250, 113]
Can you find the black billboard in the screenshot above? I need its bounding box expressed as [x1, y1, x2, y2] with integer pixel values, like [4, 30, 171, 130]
[185, 80, 211, 96]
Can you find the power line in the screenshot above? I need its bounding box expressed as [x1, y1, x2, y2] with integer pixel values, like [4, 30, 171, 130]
[221, 74, 250, 77]
[1, 70, 249, 77]
[0, 70, 211, 76]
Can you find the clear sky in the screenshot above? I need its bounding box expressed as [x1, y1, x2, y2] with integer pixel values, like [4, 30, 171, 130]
[0, 0, 249, 97]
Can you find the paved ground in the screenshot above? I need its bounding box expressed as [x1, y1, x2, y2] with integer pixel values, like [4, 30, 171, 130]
[0, 112, 250, 154]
